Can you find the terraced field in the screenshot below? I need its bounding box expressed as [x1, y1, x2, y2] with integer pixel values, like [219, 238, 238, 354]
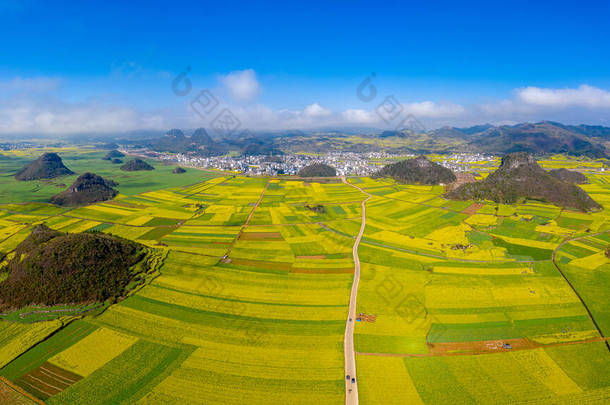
[0, 151, 609, 404]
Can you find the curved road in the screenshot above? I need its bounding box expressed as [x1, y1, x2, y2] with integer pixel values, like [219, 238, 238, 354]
[342, 177, 372, 405]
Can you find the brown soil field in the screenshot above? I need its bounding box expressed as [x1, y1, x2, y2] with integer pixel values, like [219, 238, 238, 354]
[461, 202, 484, 215]
[429, 337, 537, 355]
[15, 362, 82, 400]
[356, 336, 610, 358]
[239, 232, 284, 240]
[445, 172, 476, 193]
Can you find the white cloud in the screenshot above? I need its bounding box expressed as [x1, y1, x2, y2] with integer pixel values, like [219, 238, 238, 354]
[303, 103, 332, 117]
[517, 84, 610, 108]
[340, 109, 378, 125]
[220, 69, 261, 102]
[2, 74, 610, 136]
[0, 76, 175, 135]
[0, 99, 169, 135]
[402, 101, 465, 118]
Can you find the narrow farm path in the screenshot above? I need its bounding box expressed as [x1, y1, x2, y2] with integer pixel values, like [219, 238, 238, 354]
[224, 179, 270, 259]
[342, 177, 371, 405]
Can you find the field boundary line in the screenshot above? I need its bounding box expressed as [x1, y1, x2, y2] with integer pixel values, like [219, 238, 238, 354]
[552, 229, 610, 351]
[225, 179, 270, 259]
[356, 336, 610, 358]
[182, 175, 232, 198]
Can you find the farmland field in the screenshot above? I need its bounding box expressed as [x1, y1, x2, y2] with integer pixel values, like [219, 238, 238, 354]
[0, 150, 609, 404]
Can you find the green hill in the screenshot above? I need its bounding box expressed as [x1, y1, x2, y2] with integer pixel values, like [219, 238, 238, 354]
[50, 172, 119, 206]
[102, 150, 124, 160]
[14, 153, 74, 181]
[120, 158, 154, 171]
[298, 163, 337, 177]
[375, 156, 456, 185]
[0, 225, 148, 311]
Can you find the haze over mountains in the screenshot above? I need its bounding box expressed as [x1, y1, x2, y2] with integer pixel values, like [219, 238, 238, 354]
[436, 121, 610, 158]
[117, 121, 610, 159]
[142, 127, 280, 157]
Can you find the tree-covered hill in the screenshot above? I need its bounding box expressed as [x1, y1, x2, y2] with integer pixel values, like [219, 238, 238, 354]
[447, 152, 600, 211]
[374, 156, 456, 185]
[50, 172, 119, 206]
[0, 225, 149, 311]
[120, 158, 154, 171]
[298, 163, 337, 177]
[14, 153, 74, 181]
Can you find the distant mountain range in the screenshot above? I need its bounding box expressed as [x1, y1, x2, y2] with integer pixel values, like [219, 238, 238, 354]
[113, 121, 610, 158]
[153, 128, 217, 154]
[125, 128, 281, 157]
[433, 121, 609, 158]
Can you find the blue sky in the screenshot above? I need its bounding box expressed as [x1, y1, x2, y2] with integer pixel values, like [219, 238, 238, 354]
[1, 0, 609, 135]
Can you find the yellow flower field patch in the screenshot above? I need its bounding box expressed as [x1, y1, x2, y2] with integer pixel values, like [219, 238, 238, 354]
[49, 327, 138, 377]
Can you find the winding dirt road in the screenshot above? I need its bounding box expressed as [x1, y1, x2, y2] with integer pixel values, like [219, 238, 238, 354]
[342, 177, 371, 405]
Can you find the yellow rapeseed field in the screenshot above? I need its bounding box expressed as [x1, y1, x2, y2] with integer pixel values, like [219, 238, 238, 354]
[49, 327, 138, 377]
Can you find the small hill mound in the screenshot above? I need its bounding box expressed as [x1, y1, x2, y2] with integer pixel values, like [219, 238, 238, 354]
[0, 225, 148, 311]
[121, 158, 154, 171]
[298, 163, 337, 177]
[549, 168, 588, 184]
[375, 156, 456, 185]
[447, 152, 600, 211]
[50, 172, 118, 206]
[14, 153, 74, 181]
[173, 167, 186, 174]
[102, 150, 124, 160]
[111, 158, 123, 164]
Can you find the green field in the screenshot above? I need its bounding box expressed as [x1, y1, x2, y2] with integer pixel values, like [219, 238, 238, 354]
[1, 150, 609, 404]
